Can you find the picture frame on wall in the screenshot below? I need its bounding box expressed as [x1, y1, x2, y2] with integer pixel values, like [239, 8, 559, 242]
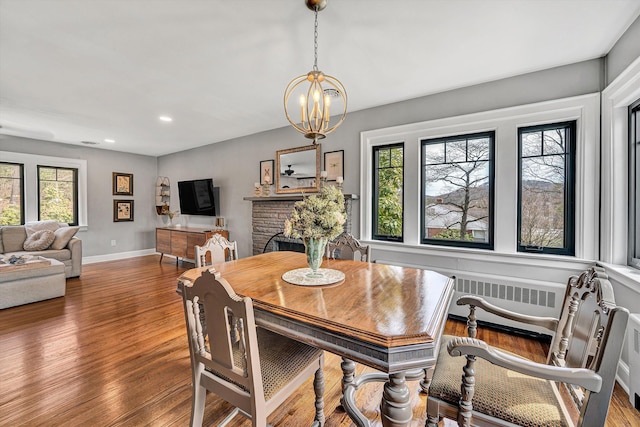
[324, 150, 344, 181]
[260, 160, 274, 185]
[113, 199, 134, 222]
[112, 172, 133, 196]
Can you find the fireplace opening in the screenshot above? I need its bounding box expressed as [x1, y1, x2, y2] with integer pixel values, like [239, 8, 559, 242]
[262, 232, 305, 254]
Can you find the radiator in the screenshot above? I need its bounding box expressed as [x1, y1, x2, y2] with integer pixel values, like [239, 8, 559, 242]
[629, 313, 640, 411]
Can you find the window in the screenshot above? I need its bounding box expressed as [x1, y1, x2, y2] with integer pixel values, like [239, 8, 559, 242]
[373, 143, 403, 241]
[421, 131, 494, 249]
[38, 165, 78, 225]
[361, 94, 598, 259]
[518, 121, 576, 255]
[630, 99, 640, 269]
[0, 162, 24, 225]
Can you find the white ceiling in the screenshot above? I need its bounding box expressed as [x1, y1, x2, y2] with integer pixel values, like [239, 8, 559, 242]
[1, 0, 639, 157]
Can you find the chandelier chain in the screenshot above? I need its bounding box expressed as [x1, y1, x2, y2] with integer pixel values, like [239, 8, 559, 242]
[313, 7, 319, 71]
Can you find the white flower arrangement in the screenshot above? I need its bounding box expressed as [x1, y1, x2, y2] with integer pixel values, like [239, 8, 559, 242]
[283, 185, 346, 240]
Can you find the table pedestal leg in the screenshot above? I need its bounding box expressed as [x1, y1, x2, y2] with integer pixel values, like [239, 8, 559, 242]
[339, 357, 356, 409]
[380, 372, 411, 427]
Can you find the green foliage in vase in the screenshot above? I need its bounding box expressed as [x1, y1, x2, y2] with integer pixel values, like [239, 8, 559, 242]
[283, 185, 346, 240]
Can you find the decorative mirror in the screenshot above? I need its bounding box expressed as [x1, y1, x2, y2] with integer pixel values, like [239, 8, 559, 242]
[276, 144, 321, 194]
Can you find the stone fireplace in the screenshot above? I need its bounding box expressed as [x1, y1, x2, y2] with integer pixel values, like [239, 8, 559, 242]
[244, 194, 358, 255]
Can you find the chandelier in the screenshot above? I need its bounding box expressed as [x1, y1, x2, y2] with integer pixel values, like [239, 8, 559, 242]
[283, 0, 347, 143]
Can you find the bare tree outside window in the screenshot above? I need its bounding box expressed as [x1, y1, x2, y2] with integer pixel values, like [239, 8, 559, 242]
[518, 122, 575, 255]
[0, 162, 24, 225]
[421, 132, 494, 248]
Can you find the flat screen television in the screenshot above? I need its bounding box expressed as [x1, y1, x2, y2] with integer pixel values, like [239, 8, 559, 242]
[177, 179, 220, 216]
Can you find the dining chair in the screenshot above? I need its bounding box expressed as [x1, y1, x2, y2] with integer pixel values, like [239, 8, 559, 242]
[326, 233, 371, 262]
[194, 233, 238, 267]
[180, 268, 325, 427]
[426, 266, 629, 427]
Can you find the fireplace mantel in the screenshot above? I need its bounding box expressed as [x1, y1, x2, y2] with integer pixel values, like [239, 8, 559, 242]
[243, 194, 359, 202]
[245, 194, 358, 255]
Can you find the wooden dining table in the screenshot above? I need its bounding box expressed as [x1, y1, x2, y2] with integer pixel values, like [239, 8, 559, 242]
[178, 251, 455, 427]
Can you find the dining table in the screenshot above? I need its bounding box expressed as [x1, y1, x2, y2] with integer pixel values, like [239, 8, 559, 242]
[178, 251, 455, 427]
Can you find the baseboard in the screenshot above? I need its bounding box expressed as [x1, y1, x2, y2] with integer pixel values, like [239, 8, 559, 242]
[82, 249, 157, 264]
[617, 359, 630, 396]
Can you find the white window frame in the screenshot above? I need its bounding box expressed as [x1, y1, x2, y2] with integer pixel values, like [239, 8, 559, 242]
[601, 56, 640, 266]
[0, 151, 88, 228]
[360, 93, 600, 261]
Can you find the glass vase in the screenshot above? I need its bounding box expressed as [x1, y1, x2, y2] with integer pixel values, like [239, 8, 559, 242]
[303, 237, 328, 277]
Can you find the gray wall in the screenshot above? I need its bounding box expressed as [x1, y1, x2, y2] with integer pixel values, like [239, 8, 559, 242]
[0, 135, 158, 257]
[606, 15, 640, 85]
[158, 58, 603, 259]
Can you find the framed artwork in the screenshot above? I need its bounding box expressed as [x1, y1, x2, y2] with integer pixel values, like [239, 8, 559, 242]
[113, 199, 134, 222]
[113, 172, 133, 196]
[260, 160, 274, 185]
[324, 150, 344, 181]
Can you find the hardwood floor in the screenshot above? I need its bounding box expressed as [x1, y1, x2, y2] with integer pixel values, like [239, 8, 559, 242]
[0, 255, 637, 426]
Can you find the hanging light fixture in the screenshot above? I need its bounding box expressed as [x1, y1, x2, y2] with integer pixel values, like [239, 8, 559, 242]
[284, 0, 347, 143]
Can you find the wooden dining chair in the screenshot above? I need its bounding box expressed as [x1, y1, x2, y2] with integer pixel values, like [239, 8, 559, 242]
[180, 268, 325, 427]
[326, 233, 371, 262]
[194, 233, 238, 267]
[426, 266, 629, 427]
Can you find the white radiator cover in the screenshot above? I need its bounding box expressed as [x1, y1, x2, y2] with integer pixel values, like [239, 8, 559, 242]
[628, 313, 640, 410]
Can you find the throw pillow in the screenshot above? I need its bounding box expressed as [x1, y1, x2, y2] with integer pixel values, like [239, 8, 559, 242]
[50, 226, 80, 250]
[25, 220, 60, 237]
[23, 230, 56, 251]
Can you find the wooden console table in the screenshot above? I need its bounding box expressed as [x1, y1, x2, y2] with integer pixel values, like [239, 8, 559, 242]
[156, 226, 229, 264]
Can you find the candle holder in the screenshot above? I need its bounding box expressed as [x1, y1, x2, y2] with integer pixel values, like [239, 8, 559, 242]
[262, 183, 271, 197]
[254, 183, 262, 197]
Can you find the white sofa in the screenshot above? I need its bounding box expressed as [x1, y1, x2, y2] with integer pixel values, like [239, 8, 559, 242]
[0, 224, 82, 278]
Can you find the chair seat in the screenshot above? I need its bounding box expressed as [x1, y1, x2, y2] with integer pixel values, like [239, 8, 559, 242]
[429, 336, 571, 427]
[208, 327, 323, 400]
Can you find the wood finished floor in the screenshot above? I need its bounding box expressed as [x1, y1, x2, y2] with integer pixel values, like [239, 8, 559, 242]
[0, 255, 638, 426]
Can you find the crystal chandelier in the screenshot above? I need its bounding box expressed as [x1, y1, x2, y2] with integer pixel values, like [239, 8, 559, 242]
[283, 0, 347, 143]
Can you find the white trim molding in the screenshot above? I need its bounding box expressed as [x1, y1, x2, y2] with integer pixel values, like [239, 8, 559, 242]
[601, 55, 640, 265]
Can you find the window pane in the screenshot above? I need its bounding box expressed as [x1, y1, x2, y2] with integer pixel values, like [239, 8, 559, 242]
[520, 159, 565, 248]
[422, 132, 493, 248]
[378, 148, 390, 168]
[521, 132, 541, 157]
[543, 128, 566, 155]
[373, 144, 403, 241]
[0, 163, 24, 225]
[56, 169, 74, 181]
[424, 143, 444, 164]
[518, 121, 575, 255]
[446, 140, 466, 163]
[38, 166, 78, 225]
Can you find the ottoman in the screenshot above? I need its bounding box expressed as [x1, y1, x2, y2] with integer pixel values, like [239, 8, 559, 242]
[0, 258, 66, 309]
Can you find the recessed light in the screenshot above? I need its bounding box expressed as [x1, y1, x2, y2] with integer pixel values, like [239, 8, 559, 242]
[104, 138, 115, 143]
[159, 116, 173, 122]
